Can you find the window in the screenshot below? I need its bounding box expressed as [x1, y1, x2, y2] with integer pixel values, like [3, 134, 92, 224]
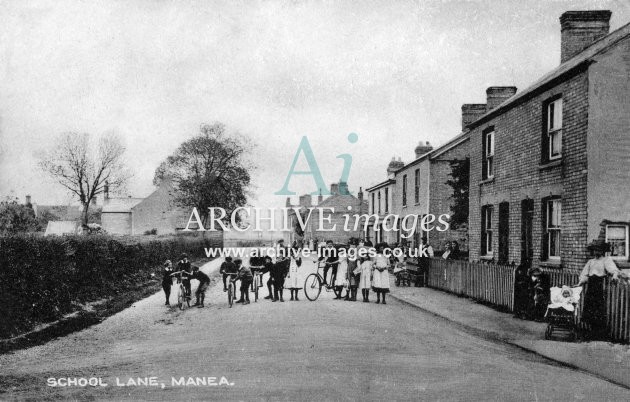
[371, 193, 375, 214]
[377, 191, 381, 215]
[414, 169, 420, 204]
[545, 198, 562, 259]
[385, 187, 389, 213]
[606, 225, 628, 260]
[402, 175, 407, 207]
[482, 128, 495, 179]
[546, 98, 563, 160]
[481, 205, 493, 256]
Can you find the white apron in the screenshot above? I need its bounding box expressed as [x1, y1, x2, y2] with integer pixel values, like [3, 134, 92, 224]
[285, 259, 301, 289]
[358, 260, 373, 290]
[335, 259, 348, 287]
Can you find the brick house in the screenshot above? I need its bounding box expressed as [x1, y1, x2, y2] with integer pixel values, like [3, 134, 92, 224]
[428, 130, 471, 253]
[365, 158, 402, 244]
[285, 181, 368, 245]
[467, 10, 630, 271]
[101, 179, 189, 235]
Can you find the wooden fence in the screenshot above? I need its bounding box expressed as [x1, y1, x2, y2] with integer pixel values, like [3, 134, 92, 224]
[426, 258, 630, 343]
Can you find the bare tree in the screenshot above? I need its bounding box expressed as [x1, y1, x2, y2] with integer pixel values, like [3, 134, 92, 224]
[39, 132, 130, 226]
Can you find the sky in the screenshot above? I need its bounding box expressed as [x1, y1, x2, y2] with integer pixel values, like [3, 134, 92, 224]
[1, 0, 629, 210]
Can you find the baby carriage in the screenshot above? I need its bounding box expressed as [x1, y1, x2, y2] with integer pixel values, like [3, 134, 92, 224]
[393, 261, 411, 287]
[544, 286, 582, 341]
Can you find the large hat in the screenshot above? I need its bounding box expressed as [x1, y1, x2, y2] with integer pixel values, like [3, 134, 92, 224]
[587, 239, 609, 252]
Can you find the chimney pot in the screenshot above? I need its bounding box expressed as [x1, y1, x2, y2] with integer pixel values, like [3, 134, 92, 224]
[414, 141, 434, 159]
[25, 195, 31, 205]
[486, 86, 517, 111]
[560, 10, 611, 63]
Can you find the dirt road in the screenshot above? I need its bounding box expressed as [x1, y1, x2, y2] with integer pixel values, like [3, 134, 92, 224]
[1, 258, 629, 401]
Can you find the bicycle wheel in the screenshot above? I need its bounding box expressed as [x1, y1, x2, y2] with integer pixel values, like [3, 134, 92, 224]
[228, 283, 234, 308]
[253, 277, 259, 302]
[177, 286, 185, 310]
[304, 273, 322, 301]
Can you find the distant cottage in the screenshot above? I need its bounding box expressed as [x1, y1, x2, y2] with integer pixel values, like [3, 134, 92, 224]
[101, 179, 190, 235]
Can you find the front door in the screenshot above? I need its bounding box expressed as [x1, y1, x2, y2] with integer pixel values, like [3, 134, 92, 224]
[498, 202, 509, 264]
[520, 199, 534, 266]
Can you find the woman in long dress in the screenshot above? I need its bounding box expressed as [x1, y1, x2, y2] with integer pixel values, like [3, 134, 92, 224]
[578, 240, 620, 340]
[358, 249, 373, 302]
[372, 244, 391, 304]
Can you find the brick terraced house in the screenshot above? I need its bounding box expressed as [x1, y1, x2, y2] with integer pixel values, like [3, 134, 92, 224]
[467, 10, 630, 271]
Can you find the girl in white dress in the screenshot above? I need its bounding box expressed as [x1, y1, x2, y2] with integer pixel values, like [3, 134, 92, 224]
[358, 252, 373, 302]
[285, 254, 302, 301]
[372, 244, 391, 304]
[334, 252, 349, 299]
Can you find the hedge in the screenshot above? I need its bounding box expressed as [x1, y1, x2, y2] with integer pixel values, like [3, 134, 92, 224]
[0, 234, 220, 338]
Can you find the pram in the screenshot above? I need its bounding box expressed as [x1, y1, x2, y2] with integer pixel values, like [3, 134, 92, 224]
[393, 262, 411, 287]
[544, 286, 582, 341]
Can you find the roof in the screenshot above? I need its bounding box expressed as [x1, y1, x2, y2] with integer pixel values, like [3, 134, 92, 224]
[366, 179, 396, 192]
[467, 20, 630, 130]
[429, 131, 470, 160]
[102, 198, 143, 213]
[44, 221, 81, 236]
[34, 204, 83, 221]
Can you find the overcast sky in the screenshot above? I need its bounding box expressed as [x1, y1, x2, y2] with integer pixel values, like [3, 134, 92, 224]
[1, 0, 629, 210]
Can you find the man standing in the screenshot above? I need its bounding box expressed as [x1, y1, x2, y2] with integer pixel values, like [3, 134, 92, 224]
[415, 237, 433, 287]
[272, 239, 290, 302]
[191, 266, 210, 308]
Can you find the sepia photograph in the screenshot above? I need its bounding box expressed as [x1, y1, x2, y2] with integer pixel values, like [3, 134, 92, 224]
[1, 0, 630, 400]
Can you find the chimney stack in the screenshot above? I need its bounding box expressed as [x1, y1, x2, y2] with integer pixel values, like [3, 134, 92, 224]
[414, 141, 433, 159]
[299, 194, 312, 207]
[486, 86, 517, 111]
[104, 181, 110, 201]
[318, 189, 323, 205]
[461, 104, 487, 130]
[387, 157, 405, 177]
[358, 187, 363, 202]
[338, 181, 349, 195]
[25, 195, 31, 206]
[285, 197, 291, 207]
[330, 183, 339, 195]
[560, 10, 611, 63]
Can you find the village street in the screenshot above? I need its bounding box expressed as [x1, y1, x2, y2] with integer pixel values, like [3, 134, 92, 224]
[1, 257, 629, 401]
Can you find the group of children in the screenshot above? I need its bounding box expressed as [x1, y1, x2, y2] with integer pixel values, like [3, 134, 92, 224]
[320, 239, 392, 304]
[161, 253, 211, 308]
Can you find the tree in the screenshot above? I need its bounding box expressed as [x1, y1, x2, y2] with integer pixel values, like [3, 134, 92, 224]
[0, 198, 39, 235]
[154, 123, 254, 227]
[39, 133, 130, 226]
[445, 157, 469, 229]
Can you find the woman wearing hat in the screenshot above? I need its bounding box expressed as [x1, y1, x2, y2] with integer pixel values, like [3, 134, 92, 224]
[578, 239, 620, 340]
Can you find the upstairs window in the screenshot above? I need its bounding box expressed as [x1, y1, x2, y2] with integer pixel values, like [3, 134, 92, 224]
[481, 205, 493, 256]
[402, 175, 408, 207]
[482, 128, 495, 180]
[371, 193, 375, 214]
[414, 169, 420, 204]
[606, 225, 628, 260]
[377, 191, 381, 215]
[543, 96, 563, 163]
[385, 187, 389, 213]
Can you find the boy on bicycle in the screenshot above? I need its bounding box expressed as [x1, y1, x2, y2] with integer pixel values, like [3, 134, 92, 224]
[177, 253, 193, 298]
[191, 266, 210, 308]
[220, 257, 238, 292]
[233, 258, 253, 305]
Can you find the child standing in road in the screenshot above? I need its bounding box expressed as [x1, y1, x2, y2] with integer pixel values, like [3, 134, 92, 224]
[358, 249, 373, 302]
[285, 252, 302, 301]
[372, 244, 390, 304]
[234, 259, 253, 305]
[162, 260, 173, 306]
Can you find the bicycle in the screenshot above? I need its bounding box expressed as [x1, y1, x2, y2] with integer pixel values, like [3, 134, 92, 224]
[250, 267, 265, 302]
[170, 270, 191, 310]
[225, 272, 239, 307]
[303, 261, 338, 301]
